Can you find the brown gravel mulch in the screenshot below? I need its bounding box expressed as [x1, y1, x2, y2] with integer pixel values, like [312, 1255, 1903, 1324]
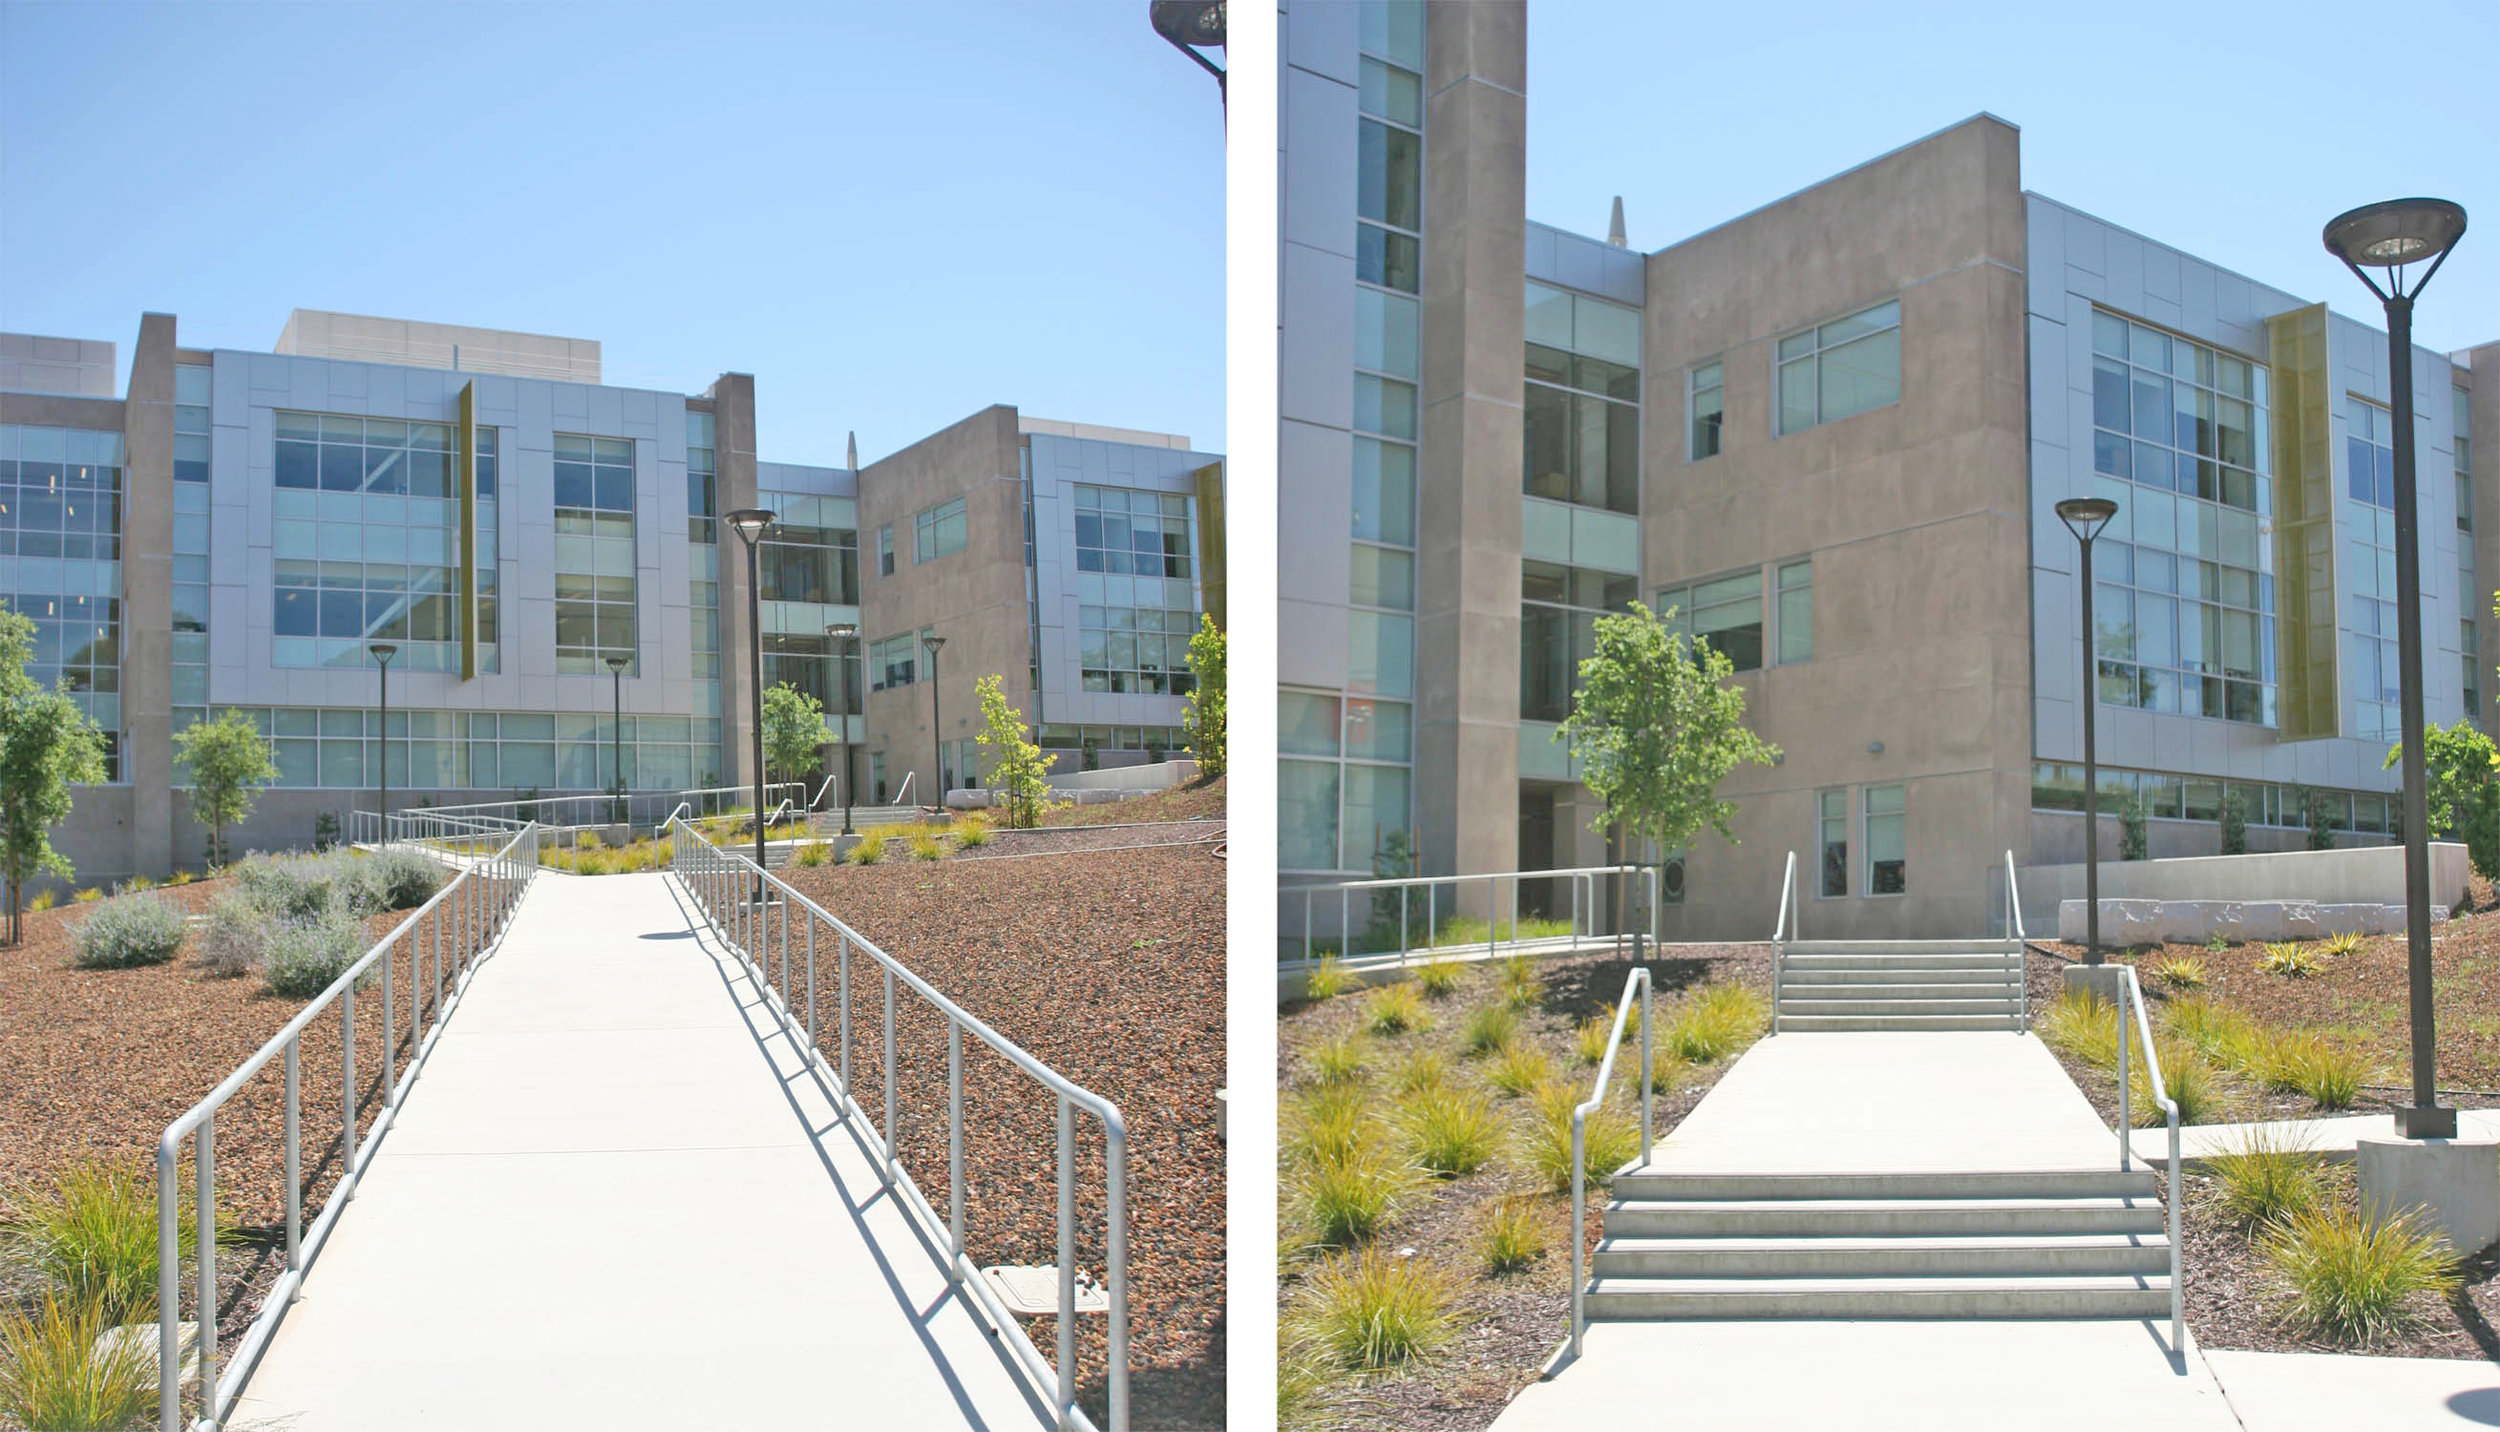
[1041, 776, 1227, 827]
[777, 842, 1225, 1431]
[946, 819, 1224, 862]
[1277, 942, 1771, 1432]
[0, 864, 519, 1361]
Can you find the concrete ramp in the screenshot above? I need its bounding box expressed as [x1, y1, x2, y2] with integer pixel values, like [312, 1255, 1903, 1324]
[228, 871, 1045, 1431]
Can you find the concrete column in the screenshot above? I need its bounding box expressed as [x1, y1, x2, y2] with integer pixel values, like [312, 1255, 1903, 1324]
[710, 375, 759, 787]
[2467, 346, 2498, 733]
[123, 315, 178, 877]
[1414, 0, 1526, 895]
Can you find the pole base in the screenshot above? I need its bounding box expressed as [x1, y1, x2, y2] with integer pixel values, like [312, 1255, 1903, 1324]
[2396, 1104, 2460, 1140]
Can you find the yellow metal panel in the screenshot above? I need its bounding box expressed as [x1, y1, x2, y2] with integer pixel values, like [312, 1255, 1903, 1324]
[457, 381, 477, 680]
[1191, 458, 1226, 630]
[2268, 304, 2336, 739]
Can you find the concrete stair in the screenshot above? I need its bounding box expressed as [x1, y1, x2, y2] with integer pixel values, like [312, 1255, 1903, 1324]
[1590, 1167, 2171, 1321]
[1776, 940, 2024, 1032]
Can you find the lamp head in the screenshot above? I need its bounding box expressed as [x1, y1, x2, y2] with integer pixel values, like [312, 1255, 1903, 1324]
[1149, 0, 1225, 48]
[723, 507, 775, 545]
[2325, 198, 2467, 271]
[827, 622, 859, 641]
[368, 642, 398, 665]
[2056, 496, 2119, 544]
[922, 634, 946, 655]
[606, 655, 629, 673]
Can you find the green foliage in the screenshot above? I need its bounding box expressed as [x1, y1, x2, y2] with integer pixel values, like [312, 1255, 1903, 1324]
[2159, 993, 2256, 1065]
[1485, 1042, 1556, 1099]
[2322, 930, 2365, 958]
[1182, 613, 1226, 781]
[1493, 954, 1540, 1011]
[1555, 600, 1779, 860]
[2128, 1040, 2223, 1125]
[953, 814, 993, 848]
[231, 852, 335, 921]
[1302, 956, 1354, 1002]
[2118, 790, 2149, 862]
[260, 908, 370, 998]
[1577, 1014, 1618, 1066]
[759, 682, 830, 792]
[0, 1158, 227, 1322]
[2264, 1201, 2459, 1344]
[1459, 1003, 1517, 1056]
[1387, 1049, 1450, 1098]
[972, 673, 1056, 829]
[793, 840, 829, 868]
[1412, 959, 1463, 999]
[2151, 956, 2209, 990]
[1399, 1084, 1502, 1176]
[1366, 982, 1426, 1036]
[24, 887, 53, 913]
[70, 887, 99, 904]
[312, 809, 341, 853]
[2220, 786, 2249, 855]
[1480, 1195, 1546, 1275]
[1663, 981, 1764, 1063]
[2261, 942, 2321, 979]
[69, 893, 187, 970]
[2390, 719, 2500, 877]
[173, 708, 279, 868]
[2040, 988, 2122, 1068]
[2205, 1125, 2327, 1231]
[848, 828, 887, 865]
[0, 603, 108, 945]
[1297, 1140, 1411, 1247]
[0, 1291, 158, 1432]
[2252, 1031, 2371, 1110]
[1309, 1032, 1368, 1085]
[118, 875, 154, 895]
[909, 832, 945, 862]
[1284, 1084, 1371, 1169]
[1525, 1082, 1640, 1191]
[2296, 784, 2338, 851]
[342, 847, 443, 913]
[1294, 1247, 1452, 1369]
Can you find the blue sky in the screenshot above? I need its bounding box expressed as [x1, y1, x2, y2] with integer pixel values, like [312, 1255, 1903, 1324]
[1527, 0, 2496, 356]
[0, 1, 1226, 465]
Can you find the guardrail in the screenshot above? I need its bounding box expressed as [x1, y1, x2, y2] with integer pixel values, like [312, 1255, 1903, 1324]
[2113, 962, 2184, 1353]
[155, 822, 541, 1431]
[1279, 863, 1659, 969]
[1769, 851, 1797, 1035]
[1569, 967, 1653, 1358]
[668, 818, 1128, 1432]
[2003, 849, 2029, 1034]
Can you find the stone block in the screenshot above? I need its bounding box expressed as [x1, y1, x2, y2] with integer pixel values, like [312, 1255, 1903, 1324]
[2356, 1135, 2500, 1256]
[2057, 898, 2164, 946]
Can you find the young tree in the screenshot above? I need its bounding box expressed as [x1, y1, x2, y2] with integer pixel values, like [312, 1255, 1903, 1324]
[973, 674, 1055, 828]
[1182, 613, 1226, 782]
[760, 682, 829, 794]
[2390, 720, 2500, 877]
[0, 605, 107, 943]
[1555, 601, 1779, 873]
[2118, 790, 2149, 861]
[2293, 783, 2339, 852]
[2219, 786, 2249, 856]
[173, 709, 278, 869]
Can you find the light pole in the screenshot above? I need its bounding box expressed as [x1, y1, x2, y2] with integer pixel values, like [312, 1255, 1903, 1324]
[1149, 0, 1226, 107]
[923, 634, 946, 810]
[829, 622, 859, 836]
[2324, 197, 2469, 1139]
[369, 643, 397, 844]
[605, 654, 628, 827]
[2056, 497, 2119, 967]
[725, 507, 777, 900]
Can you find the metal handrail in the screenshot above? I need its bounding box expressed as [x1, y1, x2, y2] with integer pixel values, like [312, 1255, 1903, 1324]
[1569, 967, 1653, 1359]
[1280, 863, 1659, 970]
[156, 822, 542, 1430]
[892, 770, 917, 807]
[2113, 963, 2184, 1354]
[807, 773, 838, 811]
[1770, 851, 1798, 1035]
[2003, 850, 2029, 1034]
[667, 818, 1128, 1432]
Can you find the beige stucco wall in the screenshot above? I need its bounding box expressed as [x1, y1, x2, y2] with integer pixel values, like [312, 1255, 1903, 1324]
[855, 405, 1032, 803]
[2469, 344, 2499, 731]
[1642, 115, 2035, 941]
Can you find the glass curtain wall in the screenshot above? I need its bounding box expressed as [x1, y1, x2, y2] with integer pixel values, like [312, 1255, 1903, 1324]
[552, 434, 636, 675]
[0, 425, 124, 778]
[1523, 281, 1641, 512]
[687, 413, 721, 720]
[271, 413, 466, 673]
[2345, 398, 2404, 741]
[171, 366, 210, 717]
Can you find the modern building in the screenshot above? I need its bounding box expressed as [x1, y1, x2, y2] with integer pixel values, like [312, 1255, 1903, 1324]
[0, 310, 1221, 884]
[1277, 0, 2495, 941]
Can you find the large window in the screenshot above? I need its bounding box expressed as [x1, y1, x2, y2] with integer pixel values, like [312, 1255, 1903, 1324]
[1080, 604, 1199, 694]
[869, 631, 922, 691]
[913, 496, 967, 564]
[1777, 299, 1900, 435]
[1521, 562, 1638, 723]
[761, 519, 858, 604]
[1689, 361, 1723, 460]
[2346, 398, 2403, 740]
[1818, 789, 1848, 898]
[1864, 785, 1906, 895]
[270, 413, 469, 674]
[553, 434, 635, 675]
[178, 705, 719, 792]
[1655, 560, 1811, 673]
[2032, 760, 2411, 837]
[1075, 486, 1195, 577]
[2084, 313, 2276, 727]
[0, 424, 123, 777]
[687, 413, 719, 714]
[1523, 281, 1641, 514]
[1278, 688, 1410, 874]
[1353, 5, 1422, 296]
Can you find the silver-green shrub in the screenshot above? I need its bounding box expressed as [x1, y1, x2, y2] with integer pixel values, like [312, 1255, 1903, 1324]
[259, 909, 370, 998]
[194, 891, 267, 978]
[230, 852, 335, 921]
[69, 893, 188, 970]
[341, 847, 443, 914]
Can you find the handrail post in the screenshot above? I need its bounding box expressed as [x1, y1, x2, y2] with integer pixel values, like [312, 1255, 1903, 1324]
[949, 1022, 965, 1276]
[341, 983, 356, 1178]
[883, 967, 898, 1187]
[2117, 977, 2131, 1171]
[1639, 969, 1653, 1162]
[807, 915, 818, 1054]
[1107, 1114, 1130, 1432]
[195, 1117, 216, 1416]
[156, 1136, 178, 1432]
[1056, 1094, 1076, 1424]
[1569, 1110, 1586, 1357]
[285, 1042, 301, 1271]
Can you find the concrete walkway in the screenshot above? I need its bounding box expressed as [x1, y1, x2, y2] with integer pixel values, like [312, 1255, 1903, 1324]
[228, 870, 1046, 1431]
[1493, 1031, 2239, 1430]
[2206, 1349, 2500, 1430]
[2131, 1109, 2500, 1168]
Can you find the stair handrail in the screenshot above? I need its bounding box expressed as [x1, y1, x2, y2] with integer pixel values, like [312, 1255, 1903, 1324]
[2113, 962, 2183, 1354]
[1769, 851, 1797, 1035]
[2003, 849, 2028, 1034]
[893, 770, 917, 807]
[1569, 966, 1654, 1361]
[807, 772, 838, 811]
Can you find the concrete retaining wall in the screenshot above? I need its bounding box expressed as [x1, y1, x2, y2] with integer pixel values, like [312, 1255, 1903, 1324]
[2055, 897, 2447, 946]
[2018, 842, 2469, 935]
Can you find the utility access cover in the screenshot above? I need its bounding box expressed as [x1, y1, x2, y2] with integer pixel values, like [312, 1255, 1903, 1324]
[982, 1265, 1109, 1316]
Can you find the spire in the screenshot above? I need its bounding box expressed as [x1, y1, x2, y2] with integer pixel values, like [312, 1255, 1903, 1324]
[1607, 195, 1627, 248]
[847, 430, 859, 473]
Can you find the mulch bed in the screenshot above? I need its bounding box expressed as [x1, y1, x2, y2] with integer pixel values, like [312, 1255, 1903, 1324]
[944, 819, 1224, 863]
[777, 841, 1226, 1432]
[0, 864, 515, 1363]
[1042, 776, 1227, 828]
[1277, 942, 1771, 1432]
